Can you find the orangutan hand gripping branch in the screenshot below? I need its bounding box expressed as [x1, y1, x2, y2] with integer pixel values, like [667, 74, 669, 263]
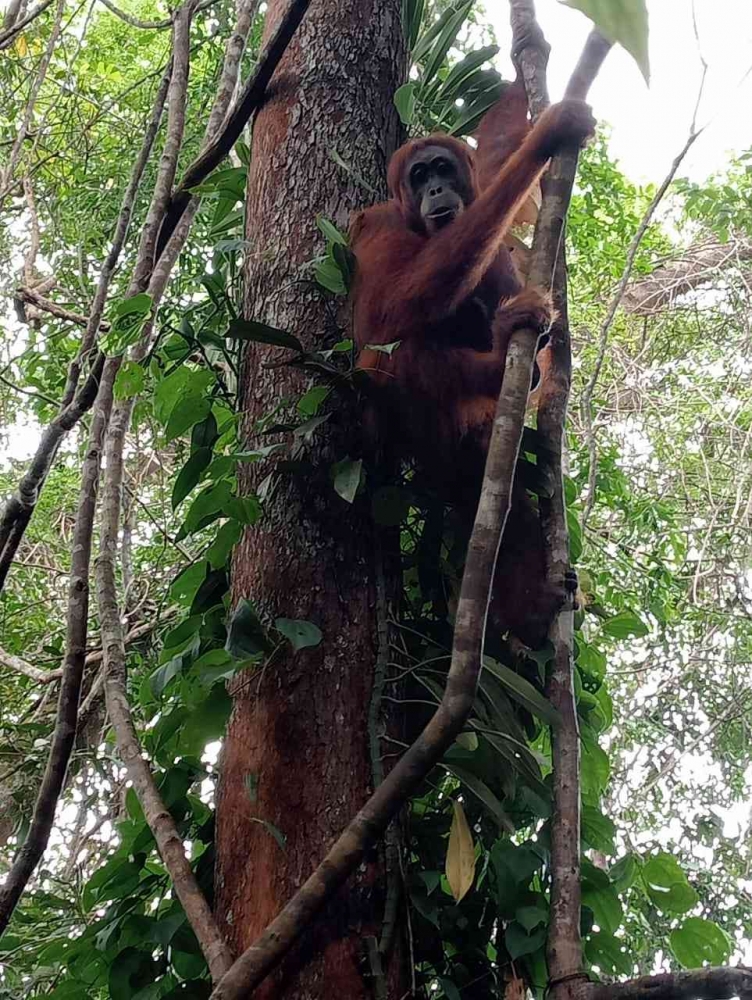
[350, 90, 595, 648]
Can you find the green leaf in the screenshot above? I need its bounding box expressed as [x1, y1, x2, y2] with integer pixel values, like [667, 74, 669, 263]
[560, 0, 650, 82]
[172, 448, 212, 508]
[448, 79, 503, 137]
[506, 921, 547, 960]
[482, 656, 560, 727]
[226, 599, 271, 658]
[643, 853, 698, 914]
[275, 618, 322, 652]
[109, 949, 159, 1000]
[331, 457, 363, 503]
[581, 738, 611, 798]
[609, 853, 638, 892]
[165, 395, 212, 442]
[670, 917, 731, 968]
[442, 762, 513, 832]
[207, 520, 243, 570]
[332, 243, 355, 290]
[150, 655, 183, 698]
[227, 318, 303, 352]
[581, 804, 616, 854]
[402, 0, 425, 50]
[420, 0, 474, 85]
[115, 292, 152, 318]
[170, 561, 209, 606]
[298, 385, 330, 417]
[316, 214, 347, 245]
[516, 896, 548, 932]
[585, 930, 633, 976]
[191, 411, 219, 451]
[438, 44, 499, 102]
[314, 256, 347, 294]
[394, 82, 417, 125]
[177, 684, 232, 756]
[582, 870, 622, 934]
[601, 610, 649, 639]
[114, 361, 146, 400]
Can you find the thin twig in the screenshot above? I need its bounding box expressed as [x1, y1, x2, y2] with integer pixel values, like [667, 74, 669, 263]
[0, 0, 54, 51]
[580, 85, 706, 532]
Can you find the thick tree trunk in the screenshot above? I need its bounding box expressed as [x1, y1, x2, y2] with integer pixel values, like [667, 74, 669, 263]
[215, 1, 407, 997]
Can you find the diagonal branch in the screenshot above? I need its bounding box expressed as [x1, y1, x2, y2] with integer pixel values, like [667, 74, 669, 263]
[155, 0, 313, 259]
[0, 0, 54, 49]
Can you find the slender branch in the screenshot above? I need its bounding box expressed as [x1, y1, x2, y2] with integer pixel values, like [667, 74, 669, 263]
[0, 0, 54, 52]
[0, 0, 64, 201]
[580, 124, 703, 532]
[97, 389, 234, 982]
[155, 0, 313, 258]
[94, 0, 171, 29]
[0, 647, 62, 684]
[511, 8, 611, 993]
[14, 284, 110, 331]
[0, 359, 113, 935]
[590, 966, 752, 1000]
[0, 352, 106, 592]
[0, 63, 171, 595]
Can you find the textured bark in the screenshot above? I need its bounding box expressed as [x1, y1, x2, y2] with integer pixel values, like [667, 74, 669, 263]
[214, 1, 406, 997]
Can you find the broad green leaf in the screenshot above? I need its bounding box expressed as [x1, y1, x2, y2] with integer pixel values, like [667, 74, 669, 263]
[316, 214, 347, 245]
[446, 800, 475, 902]
[227, 318, 303, 352]
[114, 293, 152, 318]
[581, 738, 611, 798]
[505, 921, 547, 960]
[177, 684, 232, 756]
[332, 457, 363, 503]
[585, 930, 634, 976]
[170, 561, 209, 606]
[581, 804, 616, 854]
[172, 447, 212, 508]
[670, 917, 731, 968]
[394, 82, 417, 125]
[275, 617, 322, 652]
[109, 949, 159, 1000]
[165, 395, 212, 442]
[609, 853, 638, 891]
[516, 896, 548, 932]
[582, 872, 622, 934]
[314, 256, 347, 294]
[601, 610, 649, 639]
[643, 853, 698, 914]
[561, 0, 649, 82]
[298, 385, 330, 417]
[207, 520, 243, 570]
[191, 411, 219, 451]
[114, 361, 146, 400]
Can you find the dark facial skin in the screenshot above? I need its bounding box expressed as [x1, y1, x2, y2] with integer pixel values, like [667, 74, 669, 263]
[407, 144, 473, 235]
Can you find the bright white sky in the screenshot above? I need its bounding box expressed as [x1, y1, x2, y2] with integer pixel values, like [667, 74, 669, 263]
[489, 0, 752, 184]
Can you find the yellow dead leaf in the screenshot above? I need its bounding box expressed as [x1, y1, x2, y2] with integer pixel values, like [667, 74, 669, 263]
[15, 34, 28, 56]
[446, 800, 475, 902]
